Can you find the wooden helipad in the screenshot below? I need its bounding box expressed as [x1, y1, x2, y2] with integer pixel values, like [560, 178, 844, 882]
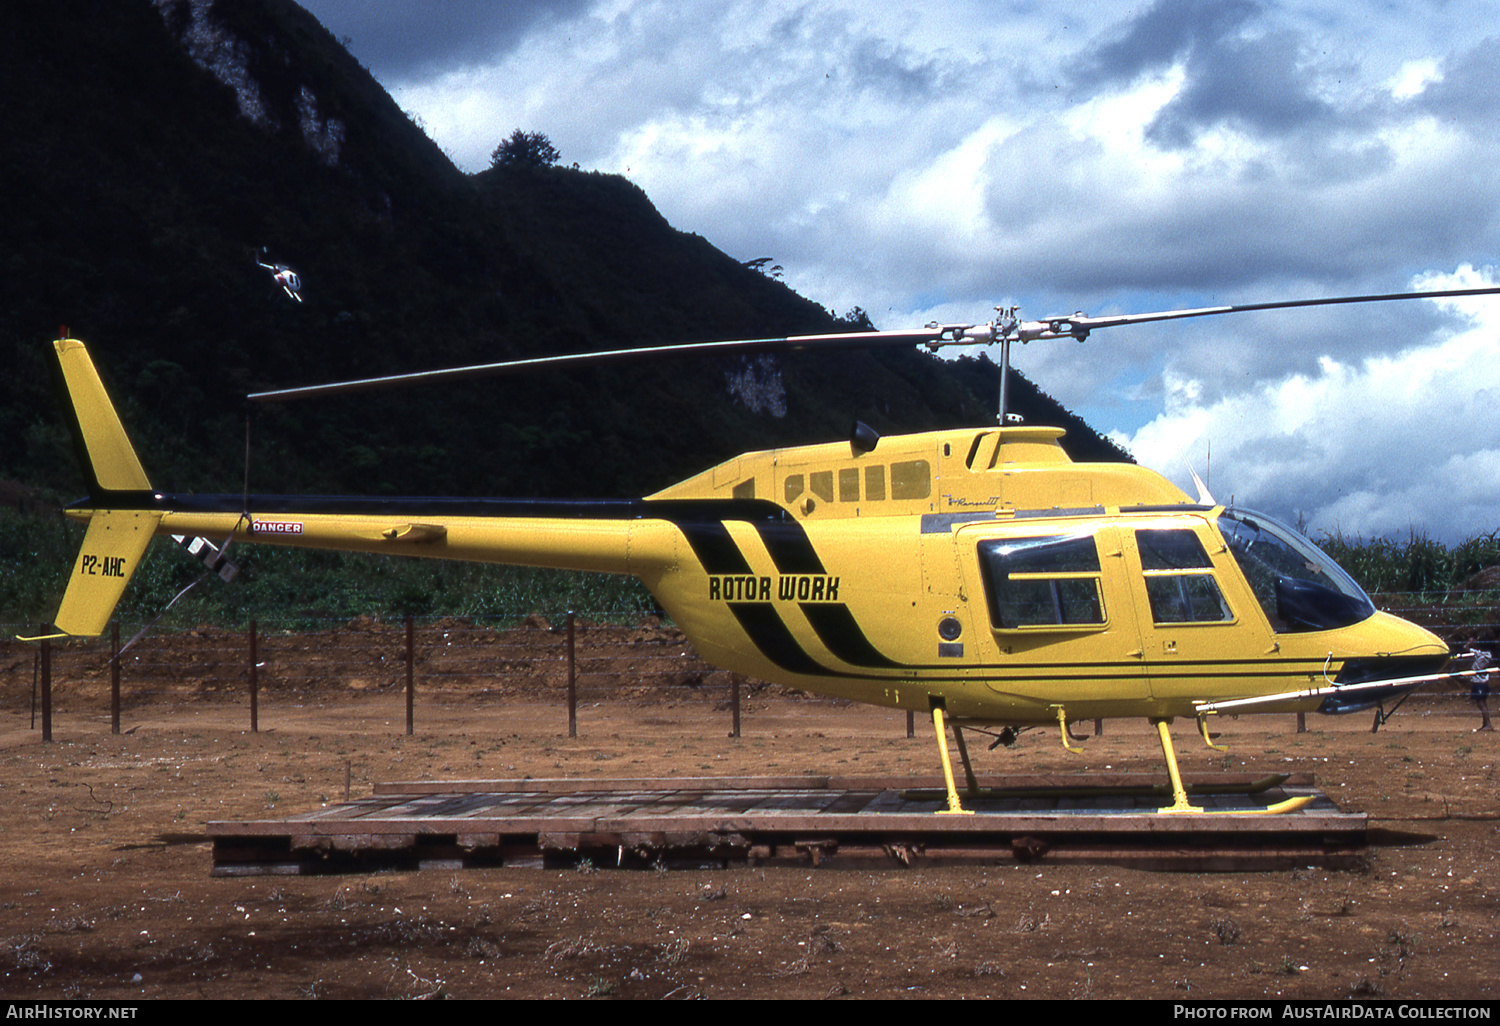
[207, 772, 1368, 874]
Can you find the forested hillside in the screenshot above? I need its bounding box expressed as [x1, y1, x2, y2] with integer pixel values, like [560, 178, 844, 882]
[0, 0, 1126, 515]
[0, 0, 1138, 624]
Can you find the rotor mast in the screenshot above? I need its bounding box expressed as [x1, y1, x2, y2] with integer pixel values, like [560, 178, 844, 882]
[919, 308, 1021, 424]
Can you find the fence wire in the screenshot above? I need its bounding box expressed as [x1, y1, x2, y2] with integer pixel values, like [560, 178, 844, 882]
[0, 612, 766, 730]
[3, 599, 1494, 735]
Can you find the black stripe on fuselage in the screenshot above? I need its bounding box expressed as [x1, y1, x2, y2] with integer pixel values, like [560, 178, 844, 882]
[798, 602, 901, 668]
[727, 602, 835, 676]
[752, 522, 826, 574]
[677, 520, 754, 575]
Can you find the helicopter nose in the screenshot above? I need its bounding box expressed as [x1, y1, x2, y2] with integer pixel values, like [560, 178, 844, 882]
[1333, 611, 1449, 681]
[1391, 610, 1448, 655]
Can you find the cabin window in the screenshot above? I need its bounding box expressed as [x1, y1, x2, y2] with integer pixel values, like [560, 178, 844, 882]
[733, 478, 755, 500]
[978, 534, 1105, 629]
[809, 471, 835, 503]
[1144, 575, 1232, 623]
[1136, 529, 1232, 623]
[890, 460, 931, 500]
[1137, 529, 1213, 571]
[839, 467, 860, 502]
[782, 464, 910, 505]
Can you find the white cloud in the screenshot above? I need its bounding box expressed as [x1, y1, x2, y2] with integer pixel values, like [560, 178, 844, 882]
[1127, 267, 1500, 541]
[300, 0, 1500, 541]
[1389, 58, 1442, 99]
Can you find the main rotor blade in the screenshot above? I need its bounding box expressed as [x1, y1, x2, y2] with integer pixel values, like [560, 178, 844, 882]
[1030, 284, 1500, 339]
[247, 282, 1500, 402]
[247, 328, 948, 403]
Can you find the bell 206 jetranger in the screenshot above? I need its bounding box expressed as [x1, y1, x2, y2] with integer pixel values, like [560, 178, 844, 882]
[36, 287, 1496, 814]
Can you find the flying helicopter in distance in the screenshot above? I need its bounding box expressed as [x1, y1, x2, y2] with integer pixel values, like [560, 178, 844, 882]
[255, 249, 303, 302]
[32, 284, 1500, 815]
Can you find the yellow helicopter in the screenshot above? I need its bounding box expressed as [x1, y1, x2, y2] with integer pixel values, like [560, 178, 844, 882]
[34, 286, 1500, 815]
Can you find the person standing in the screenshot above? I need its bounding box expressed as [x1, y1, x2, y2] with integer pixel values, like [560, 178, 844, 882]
[1457, 639, 1493, 731]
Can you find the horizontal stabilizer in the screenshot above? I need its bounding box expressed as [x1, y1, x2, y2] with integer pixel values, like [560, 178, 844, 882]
[51, 511, 162, 637]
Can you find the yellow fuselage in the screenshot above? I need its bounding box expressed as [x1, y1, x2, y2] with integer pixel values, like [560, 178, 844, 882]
[72, 424, 1445, 725]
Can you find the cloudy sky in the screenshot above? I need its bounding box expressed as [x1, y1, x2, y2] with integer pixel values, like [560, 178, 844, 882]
[297, 0, 1500, 544]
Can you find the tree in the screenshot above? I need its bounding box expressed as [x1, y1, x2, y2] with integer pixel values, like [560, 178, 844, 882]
[742, 256, 783, 279]
[490, 129, 560, 168]
[835, 306, 875, 331]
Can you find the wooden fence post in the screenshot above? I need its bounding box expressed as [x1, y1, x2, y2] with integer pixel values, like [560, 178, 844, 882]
[566, 611, 577, 738]
[405, 615, 414, 736]
[249, 619, 258, 733]
[731, 674, 741, 738]
[110, 621, 120, 735]
[40, 628, 52, 743]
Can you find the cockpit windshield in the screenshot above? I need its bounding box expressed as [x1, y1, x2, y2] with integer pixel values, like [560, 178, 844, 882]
[1217, 508, 1375, 633]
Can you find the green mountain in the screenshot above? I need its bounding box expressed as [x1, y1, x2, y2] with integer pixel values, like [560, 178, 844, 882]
[0, 0, 1128, 510]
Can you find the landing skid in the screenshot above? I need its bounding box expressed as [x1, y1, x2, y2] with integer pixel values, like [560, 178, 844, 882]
[927, 709, 1316, 816]
[901, 772, 1291, 802]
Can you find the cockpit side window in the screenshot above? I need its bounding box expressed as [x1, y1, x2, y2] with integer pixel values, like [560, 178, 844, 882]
[1135, 529, 1232, 623]
[977, 534, 1105, 629]
[1137, 529, 1213, 571]
[1218, 509, 1375, 632]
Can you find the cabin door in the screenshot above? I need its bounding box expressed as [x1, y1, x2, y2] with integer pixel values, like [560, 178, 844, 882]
[1122, 524, 1257, 705]
[957, 523, 1152, 717]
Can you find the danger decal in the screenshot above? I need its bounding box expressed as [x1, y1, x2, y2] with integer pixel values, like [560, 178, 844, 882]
[251, 521, 303, 535]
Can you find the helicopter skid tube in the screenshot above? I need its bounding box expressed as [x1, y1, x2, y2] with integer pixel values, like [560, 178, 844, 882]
[898, 772, 1292, 802]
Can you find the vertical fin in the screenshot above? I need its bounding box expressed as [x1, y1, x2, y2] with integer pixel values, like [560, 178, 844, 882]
[52, 338, 152, 498]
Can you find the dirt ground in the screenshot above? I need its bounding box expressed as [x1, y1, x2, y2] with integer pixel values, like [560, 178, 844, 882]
[1, 620, 1498, 1001]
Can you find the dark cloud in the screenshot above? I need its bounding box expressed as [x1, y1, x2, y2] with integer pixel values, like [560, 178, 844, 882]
[846, 37, 943, 98]
[762, 7, 949, 101]
[297, 0, 592, 82]
[977, 106, 1500, 315]
[1145, 29, 1339, 146]
[1420, 36, 1500, 130]
[1070, 0, 1338, 147]
[1074, 0, 1262, 84]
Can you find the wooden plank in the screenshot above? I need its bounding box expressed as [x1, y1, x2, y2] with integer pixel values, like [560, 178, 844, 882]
[210, 772, 1366, 875]
[373, 772, 1316, 796]
[374, 775, 834, 796]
